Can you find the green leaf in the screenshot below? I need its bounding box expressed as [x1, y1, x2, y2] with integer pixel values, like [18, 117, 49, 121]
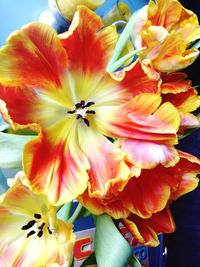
[80, 252, 97, 267]
[0, 132, 34, 168]
[94, 214, 132, 267]
[129, 255, 142, 267]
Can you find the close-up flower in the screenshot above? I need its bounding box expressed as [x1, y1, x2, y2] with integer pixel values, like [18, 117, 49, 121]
[0, 171, 75, 267]
[132, 0, 200, 72]
[0, 0, 200, 266]
[0, 6, 185, 206]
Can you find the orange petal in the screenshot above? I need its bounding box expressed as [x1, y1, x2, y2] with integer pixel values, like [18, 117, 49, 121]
[0, 84, 40, 129]
[122, 207, 175, 247]
[0, 23, 67, 91]
[161, 72, 191, 94]
[109, 93, 180, 143]
[23, 128, 90, 205]
[170, 150, 200, 200]
[78, 127, 130, 198]
[110, 60, 160, 98]
[162, 88, 200, 113]
[60, 6, 117, 75]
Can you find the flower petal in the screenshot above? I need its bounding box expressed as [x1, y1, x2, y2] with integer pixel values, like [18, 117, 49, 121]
[162, 88, 200, 113]
[23, 126, 90, 205]
[161, 72, 191, 94]
[60, 6, 117, 76]
[170, 150, 200, 200]
[110, 60, 160, 97]
[109, 93, 180, 143]
[0, 23, 67, 90]
[122, 207, 175, 247]
[121, 139, 179, 168]
[78, 126, 130, 197]
[0, 180, 75, 266]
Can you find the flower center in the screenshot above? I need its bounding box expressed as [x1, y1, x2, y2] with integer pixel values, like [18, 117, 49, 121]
[21, 213, 53, 238]
[67, 100, 95, 127]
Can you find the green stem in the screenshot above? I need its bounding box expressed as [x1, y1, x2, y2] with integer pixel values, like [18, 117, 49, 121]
[68, 202, 83, 224]
[107, 47, 145, 72]
[107, 11, 138, 70]
[56, 201, 73, 221]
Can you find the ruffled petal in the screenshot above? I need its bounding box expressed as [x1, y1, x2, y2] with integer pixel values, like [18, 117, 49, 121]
[78, 126, 130, 197]
[60, 6, 117, 76]
[108, 93, 180, 143]
[122, 207, 175, 247]
[162, 88, 200, 113]
[120, 139, 179, 168]
[110, 60, 160, 97]
[170, 150, 200, 200]
[137, 0, 200, 72]
[23, 126, 90, 205]
[0, 23, 67, 90]
[161, 72, 191, 94]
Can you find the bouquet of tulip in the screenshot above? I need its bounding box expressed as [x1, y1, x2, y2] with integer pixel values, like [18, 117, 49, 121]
[0, 0, 200, 266]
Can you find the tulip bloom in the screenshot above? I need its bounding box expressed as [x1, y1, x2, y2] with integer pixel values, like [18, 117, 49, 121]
[78, 151, 200, 234]
[0, 172, 75, 266]
[132, 0, 200, 72]
[161, 73, 200, 133]
[0, 7, 182, 205]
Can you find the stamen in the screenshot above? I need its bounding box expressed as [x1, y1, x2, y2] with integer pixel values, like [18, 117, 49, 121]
[34, 214, 42, 219]
[67, 110, 75, 114]
[76, 114, 82, 120]
[37, 230, 43, 238]
[21, 220, 36, 230]
[83, 101, 95, 108]
[38, 222, 45, 230]
[86, 110, 96, 114]
[27, 230, 36, 238]
[83, 118, 90, 127]
[48, 227, 53, 235]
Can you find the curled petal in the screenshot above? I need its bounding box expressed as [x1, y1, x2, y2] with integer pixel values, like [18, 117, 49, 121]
[162, 88, 200, 113]
[161, 72, 191, 94]
[110, 60, 160, 98]
[109, 93, 180, 143]
[60, 6, 118, 75]
[78, 127, 130, 198]
[121, 139, 179, 169]
[122, 207, 175, 247]
[170, 150, 200, 200]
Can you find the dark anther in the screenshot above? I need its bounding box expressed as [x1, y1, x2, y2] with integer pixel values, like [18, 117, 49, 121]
[86, 110, 95, 114]
[83, 118, 90, 127]
[76, 114, 82, 120]
[48, 227, 52, 235]
[38, 222, 45, 230]
[21, 220, 36, 230]
[27, 230, 36, 238]
[75, 100, 85, 109]
[37, 230, 43, 238]
[67, 110, 75, 114]
[83, 101, 95, 108]
[34, 214, 42, 219]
